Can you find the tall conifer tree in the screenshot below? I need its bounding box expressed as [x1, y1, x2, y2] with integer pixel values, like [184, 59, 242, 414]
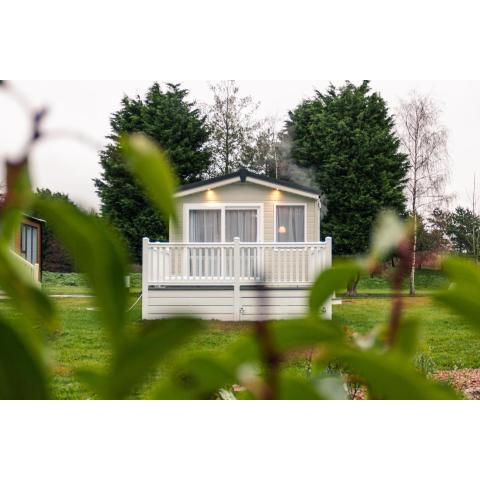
[287, 81, 408, 254]
[95, 83, 211, 261]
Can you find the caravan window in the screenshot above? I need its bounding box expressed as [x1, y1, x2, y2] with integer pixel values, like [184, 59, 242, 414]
[275, 205, 305, 242]
[188, 209, 221, 242]
[20, 224, 39, 264]
[187, 205, 261, 242]
[225, 209, 258, 242]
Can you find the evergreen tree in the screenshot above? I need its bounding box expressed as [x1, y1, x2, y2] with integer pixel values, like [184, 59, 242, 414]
[443, 207, 480, 258]
[95, 83, 211, 261]
[287, 81, 408, 254]
[31, 189, 75, 272]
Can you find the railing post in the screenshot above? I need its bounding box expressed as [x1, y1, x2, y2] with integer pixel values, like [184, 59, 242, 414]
[325, 236, 332, 269]
[233, 237, 241, 321]
[142, 237, 150, 320]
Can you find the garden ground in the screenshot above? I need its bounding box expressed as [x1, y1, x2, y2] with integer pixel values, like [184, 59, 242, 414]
[3, 268, 480, 399]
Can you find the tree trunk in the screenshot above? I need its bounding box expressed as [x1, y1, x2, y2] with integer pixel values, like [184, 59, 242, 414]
[410, 212, 417, 295]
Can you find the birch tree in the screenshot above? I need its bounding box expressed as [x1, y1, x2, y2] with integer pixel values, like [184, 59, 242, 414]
[468, 174, 479, 262]
[205, 81, 262, 174]
[397, 92, 450, 294]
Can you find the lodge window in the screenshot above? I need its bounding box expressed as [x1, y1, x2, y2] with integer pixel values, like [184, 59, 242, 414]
[20, 224, 39, 264]
[187, 206, 260, 243]
[275, 205, 306, 242]
[188, 209, 222, 242]
[225, 209, 258, 242]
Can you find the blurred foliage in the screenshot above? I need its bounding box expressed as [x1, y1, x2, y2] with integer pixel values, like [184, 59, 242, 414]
[1, 85, 478, 399]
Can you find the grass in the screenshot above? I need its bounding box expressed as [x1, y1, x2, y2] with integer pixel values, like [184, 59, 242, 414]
[2, 289, 479, 399]
[354, 268, 449, 295]
[336, 297, 480, 370]
[3, 267, 474, 398]
[42, 272, 142, 295]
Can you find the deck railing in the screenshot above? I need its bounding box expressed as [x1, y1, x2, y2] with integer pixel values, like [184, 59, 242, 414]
[143, 237, 332, 286]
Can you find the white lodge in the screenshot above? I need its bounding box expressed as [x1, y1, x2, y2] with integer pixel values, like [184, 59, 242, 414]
[142, 169, 332, 321]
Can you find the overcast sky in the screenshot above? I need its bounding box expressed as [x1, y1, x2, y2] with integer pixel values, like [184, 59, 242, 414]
[1, 80, 479, 210]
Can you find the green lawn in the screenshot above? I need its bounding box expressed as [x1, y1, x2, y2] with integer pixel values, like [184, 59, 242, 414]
[42, 268, 448, 296]
[42, 272, 142, 295]
[2, 286, 479, 399]
[354, 268, 449, 294]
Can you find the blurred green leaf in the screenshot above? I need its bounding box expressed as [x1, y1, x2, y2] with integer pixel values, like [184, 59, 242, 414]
[337, 349, 458, 400]
[120, 133, 178, 225]
[34, 198, 129, 343]
[154, 355, 235, 400]
[0, 162, 34, 244]
[436, 257, 480, 334]
[272, 318, 345, 351]
[75, 369, 107, 399]
[391, 318, 420, 359]
[309, 262, 361, 317]
[0, 246, 56, 330]
[0, 320, 48, 399]
[278, 375, 326, 400]
[106, 318, 203, 399]
[369, 210, 409, 263]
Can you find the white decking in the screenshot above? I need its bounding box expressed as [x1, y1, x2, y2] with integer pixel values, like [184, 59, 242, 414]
[142, 237, 332, 321]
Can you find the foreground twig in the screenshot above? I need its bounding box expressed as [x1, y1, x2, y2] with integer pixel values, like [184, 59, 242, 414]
[254, 322, 282, 400]
[386, 239, 413, 347]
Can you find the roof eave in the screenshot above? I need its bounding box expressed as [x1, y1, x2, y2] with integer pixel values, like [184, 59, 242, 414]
[175, 169, 320, 199]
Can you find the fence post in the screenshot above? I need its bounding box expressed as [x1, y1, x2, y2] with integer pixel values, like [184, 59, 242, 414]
[142, 237, 150, 320]
[233, 237, 241, 321]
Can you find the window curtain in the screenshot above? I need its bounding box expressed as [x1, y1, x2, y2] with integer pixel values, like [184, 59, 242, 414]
[225, 209, 258, 242]
[189, 210, 221, 242]
[276, 206, 305, 242]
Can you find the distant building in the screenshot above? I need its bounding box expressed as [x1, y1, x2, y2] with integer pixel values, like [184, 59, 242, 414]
[12, 214, 45, 282]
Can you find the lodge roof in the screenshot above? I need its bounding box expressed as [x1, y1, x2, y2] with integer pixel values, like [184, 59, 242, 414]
[23, 214, 46, 224]
[176, 168, 320, 198]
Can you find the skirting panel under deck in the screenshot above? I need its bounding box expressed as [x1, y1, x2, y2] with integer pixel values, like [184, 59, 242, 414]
[143, 285, 331, 321]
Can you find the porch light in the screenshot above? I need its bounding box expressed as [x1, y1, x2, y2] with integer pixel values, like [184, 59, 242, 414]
[278, 225, 287, 234]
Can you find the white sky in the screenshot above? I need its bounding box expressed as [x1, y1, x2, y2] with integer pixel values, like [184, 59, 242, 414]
[1, 80, 479, 211]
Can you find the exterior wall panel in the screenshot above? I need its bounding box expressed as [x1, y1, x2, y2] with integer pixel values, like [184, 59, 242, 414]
[170, 182, 319, 243]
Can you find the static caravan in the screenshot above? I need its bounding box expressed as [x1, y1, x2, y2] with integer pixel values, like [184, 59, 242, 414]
[142, 169, 332, 321]
[11, 214, 44, 284]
